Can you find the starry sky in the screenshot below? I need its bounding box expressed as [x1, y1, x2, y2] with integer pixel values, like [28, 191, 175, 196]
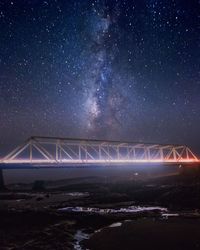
[0, 0, 200, 155]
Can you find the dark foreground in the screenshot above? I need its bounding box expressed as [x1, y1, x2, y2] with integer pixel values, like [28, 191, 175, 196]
[1, 171, 200, 250]
[85, 218, 200, 250]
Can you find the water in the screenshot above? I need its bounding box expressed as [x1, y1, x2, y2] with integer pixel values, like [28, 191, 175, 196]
[65, 205, 167, 249]
[58, 205, 167, 214]
[109, 222, 122, 228]
[70, 207, 200, 249]
[73, 230, 90, 250]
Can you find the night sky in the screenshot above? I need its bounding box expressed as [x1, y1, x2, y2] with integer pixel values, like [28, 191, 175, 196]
[0, 0, 200, 155]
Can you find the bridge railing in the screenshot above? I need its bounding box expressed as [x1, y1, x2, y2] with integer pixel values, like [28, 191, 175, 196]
[0, 136, 199, 165]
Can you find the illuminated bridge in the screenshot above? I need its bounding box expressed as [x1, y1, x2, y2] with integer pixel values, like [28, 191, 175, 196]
[0, 136, 199, 167]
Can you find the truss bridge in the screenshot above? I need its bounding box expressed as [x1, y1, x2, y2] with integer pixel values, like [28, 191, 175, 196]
[0, 136, 199, 167]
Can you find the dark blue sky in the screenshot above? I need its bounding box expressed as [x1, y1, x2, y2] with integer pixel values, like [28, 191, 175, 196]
[0, 0, 200, 155]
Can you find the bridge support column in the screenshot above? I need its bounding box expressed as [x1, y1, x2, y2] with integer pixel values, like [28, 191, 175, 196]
[0, 169, 6, 190]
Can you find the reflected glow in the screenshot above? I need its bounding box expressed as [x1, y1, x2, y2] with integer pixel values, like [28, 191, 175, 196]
[58, 205, 168, 214]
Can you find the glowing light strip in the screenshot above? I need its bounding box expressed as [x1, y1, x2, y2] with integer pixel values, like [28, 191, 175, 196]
[1, 158, 199, 164]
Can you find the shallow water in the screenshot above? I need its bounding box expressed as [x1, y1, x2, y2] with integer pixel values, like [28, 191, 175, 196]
[109, 222, 122, 228]
[68, 207, 200, 250]
[58, 205, 168, 214]
[73, 230, 90, 250]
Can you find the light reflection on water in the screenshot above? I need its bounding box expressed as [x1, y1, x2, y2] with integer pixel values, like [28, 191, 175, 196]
[73, 230, 90, 250]
[58, 205, 168, 214]
[109, 222, 122, 228]
[162, 213, 179, 218]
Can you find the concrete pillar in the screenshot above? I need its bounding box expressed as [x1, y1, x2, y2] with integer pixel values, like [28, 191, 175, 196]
[0, 169, 5, 190]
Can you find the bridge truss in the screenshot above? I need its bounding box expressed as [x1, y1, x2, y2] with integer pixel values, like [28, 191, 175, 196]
[0, 136, 199, 166]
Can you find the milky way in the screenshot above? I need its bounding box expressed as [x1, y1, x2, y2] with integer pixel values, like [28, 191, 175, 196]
[83, 1, 121, 136]
[0, 0, 200, 154]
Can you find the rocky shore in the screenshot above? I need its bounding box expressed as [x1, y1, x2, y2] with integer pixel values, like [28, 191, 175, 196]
[1, 173, 200, 249]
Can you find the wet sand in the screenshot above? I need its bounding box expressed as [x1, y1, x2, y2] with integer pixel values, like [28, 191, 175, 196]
[85, 218, 200, 250]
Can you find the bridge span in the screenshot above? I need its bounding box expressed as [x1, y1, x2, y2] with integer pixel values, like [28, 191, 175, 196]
[0, 136, 199, 167]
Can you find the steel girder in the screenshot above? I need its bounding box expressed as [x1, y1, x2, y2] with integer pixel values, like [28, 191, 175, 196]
[0, 136, 198, 165]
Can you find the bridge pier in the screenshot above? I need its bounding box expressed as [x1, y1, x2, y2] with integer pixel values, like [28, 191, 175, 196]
[0, 169, 6, 190]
